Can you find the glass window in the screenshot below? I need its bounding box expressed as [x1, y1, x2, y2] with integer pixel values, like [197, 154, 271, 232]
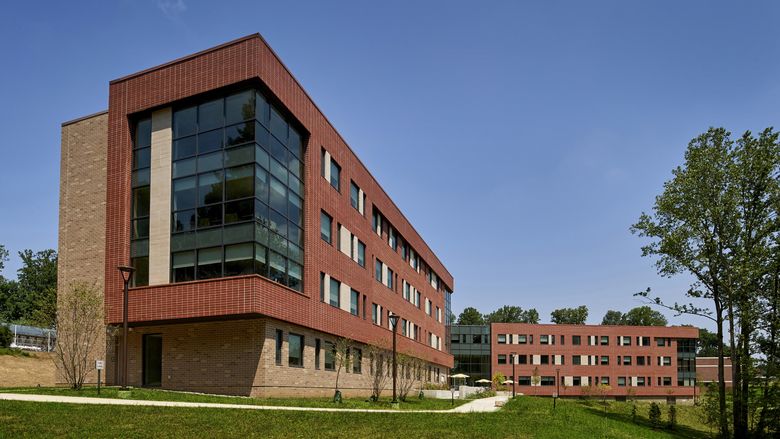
[197, 247, 222, 279]
[275, 329, 283, 365]
[387, 268, 394, 289]
[130, 256, 149, 287]
[225, 165, 254, 200]
[572, 335, 581, 345]
[174, 107, 196, 138]
[356, 240, 366, 267]
[198, 129, 224, 154]
[225, 90, 254, 125]
[173, 157, 196, 178]
[497, 334, 506, 344]
[315, 339, 321, 370]
[225, 144, 254, 167]
[324, 341, 335, 370]
[330, 159, 341, 191]
[132, 186, 151, 218]
[288, 333, 303, 367]
[198, 171, 223, 206]
[226, 122, 254, 146]
[174, 136, 197, 160]
[497, 354, 506, 364]
[350, 289, 359, 316]
[321, 211, 332, 244]
[350, 181, 360, 210]
[224, 243, 253, 276]
[352, 348, 362, 373]
[198, 99, 224, 132]
[269, 177, 286, 214]
[269, 251, 286, 284]
[288, 261, 302, 292]
[600, 356, 610, 365]
[171, 251, 195, 282]
[375, 260, 382, 281]
[329, 277, 340, 307]
[224, 199, 253, 224]
[601, 336, 610, 346]
[270, 107, 288, 142]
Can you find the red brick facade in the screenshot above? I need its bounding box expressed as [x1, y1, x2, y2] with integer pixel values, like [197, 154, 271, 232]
[491, 323, 698, 399]
[100, 33, 454, 392]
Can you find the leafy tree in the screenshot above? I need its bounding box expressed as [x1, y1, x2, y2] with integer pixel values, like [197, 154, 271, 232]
[601, 310, 623, 325]
[668, 404, 677, 430]
[332, 337, 352, 400]
[620, 306, 668, 326]
[550, 305, 588, 324]
[484, 306, 539, 324]
[366, 344, 389, 401]
[633, 127, 780, 437]
[696, 328, 728, 357]
[54, 282, 103, 390]
[0, 325, 11, 347]
[531, 366, 541, 396]
[16, 249, 57, 328]
[648, 402, 662, 429]
[492, 372, 506, 391]
[0, 244, 8, 279]
[457, 307, 484, 325]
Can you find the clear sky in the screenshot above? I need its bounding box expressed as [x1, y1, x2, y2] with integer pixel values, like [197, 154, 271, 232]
[1, 1, 779, 329]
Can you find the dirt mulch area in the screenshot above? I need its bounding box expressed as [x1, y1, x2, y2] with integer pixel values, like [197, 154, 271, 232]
[0, 352, 56, 387]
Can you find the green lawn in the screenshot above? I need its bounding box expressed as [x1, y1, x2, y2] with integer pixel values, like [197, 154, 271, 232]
[0, 386, 465, 410]
[0, 392, 711, 438]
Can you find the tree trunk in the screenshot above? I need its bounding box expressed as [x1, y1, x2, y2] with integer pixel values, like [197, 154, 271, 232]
[728, 299, 744, 438]
[715, 298, 730, 438]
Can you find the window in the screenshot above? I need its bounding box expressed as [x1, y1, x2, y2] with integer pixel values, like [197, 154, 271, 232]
[541, 377, 555, 386]
[621, 336, 632, 346]
[170, 89, 305, 291]
[329, 276, 340, 308]
[518, 354, 528, 364]
[600, 356, 609, 365]
[356, 240, 366, 267]
[330, 159, 341, 191]
[131, 117, 151, 287]
[540, 335, 550, 345]
[573, 356, 581, 365]
[660, 356, 672, 366]
[350, 289, 359, 316]
[618, 377, 626, 387]
[600, 336, 609, 346]
[623, 356, 632, 366]
[324, 341, 335, 370]
[372, 303, 380, 325]
[636, 377, 646, 387]
[350, 181, 364, 213]
[288, 333, 303, 367]
[321, 211, 332, 244]
[518, 376, 531, 386]
[386, 267, 394, 289]
[315, 339, 321, 370]
[375, 260, 382, 282]
[572, 335, 581, 345]
[601, 377, 610, 385]
[498, 334, 507, 344]
[352, 348, 362, 373]
[656, 337, 668, 347]
[560, 335, 565, 345]
[637, 356, 646, 366]
[541, 355, 549, 365]
[518, 334, 527, 344]
[415, 291, 421, 309]
[275, 329, 283, 365]
[497, 354, 507, 364]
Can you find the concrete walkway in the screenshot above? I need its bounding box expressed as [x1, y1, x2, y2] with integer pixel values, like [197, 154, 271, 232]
[0, 393, 508, 414]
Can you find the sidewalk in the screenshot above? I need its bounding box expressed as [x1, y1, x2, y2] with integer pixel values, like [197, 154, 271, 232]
[0, 393, 508, 414]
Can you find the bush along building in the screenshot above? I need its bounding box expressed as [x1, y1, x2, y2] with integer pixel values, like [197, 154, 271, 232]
[452, 323, 698, 402]
[57, 34, 454, 397]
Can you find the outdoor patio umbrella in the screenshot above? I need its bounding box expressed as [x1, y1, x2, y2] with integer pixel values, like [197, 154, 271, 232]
[451, 373, 469, 387]
[501, 380, 515, 385]
[475, 379, 491, 386]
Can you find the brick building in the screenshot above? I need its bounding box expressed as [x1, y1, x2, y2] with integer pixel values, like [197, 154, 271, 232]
[57, 34, 454, 397]
[452, 323, 698, 401]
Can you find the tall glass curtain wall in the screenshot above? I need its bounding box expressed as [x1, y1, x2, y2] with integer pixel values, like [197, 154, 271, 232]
[677, 338, 696, 386]
[130, 118, 151, 286]
[166, 89, 305, 291]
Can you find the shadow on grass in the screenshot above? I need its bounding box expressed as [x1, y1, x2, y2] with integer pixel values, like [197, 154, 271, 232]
[581, 404, 709, 439]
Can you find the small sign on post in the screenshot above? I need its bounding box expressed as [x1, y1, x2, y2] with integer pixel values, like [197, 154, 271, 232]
[95, 360, 104, 395]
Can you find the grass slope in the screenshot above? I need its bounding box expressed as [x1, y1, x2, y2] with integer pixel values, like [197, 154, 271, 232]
[0, 394, 710, 438]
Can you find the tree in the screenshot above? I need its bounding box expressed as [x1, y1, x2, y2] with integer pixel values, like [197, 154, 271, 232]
[601, 310, 623, 325]
[492, 372, 506, 391]
[16, 249, 57, 328]
[0, 325, 11, 348]
[696, 328, 728, 357]
[648, 402, 662, 429]
[332, 337, 352, 400]
[0, 244, 8, 279]
[550, 305, 588, 324]
[620, 306, 668, 326]
[54, 282, 103, 390]
[531, 366, 541, 395]
[397, 354, 423, 401]
[484, 306, 539, 323]
[668, 404, 677, 430]
[457, 307, 484, 325]
[366, 344, 389, 401]
[633, 127, 780, 438]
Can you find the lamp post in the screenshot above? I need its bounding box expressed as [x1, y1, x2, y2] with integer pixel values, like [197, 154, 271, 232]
[388, 312, 400, 405]
[511, 352, 517, 398]
[118, 266, 135, 390]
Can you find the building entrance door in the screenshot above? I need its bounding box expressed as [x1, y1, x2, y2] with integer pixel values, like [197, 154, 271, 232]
[142, 334, 162, 387]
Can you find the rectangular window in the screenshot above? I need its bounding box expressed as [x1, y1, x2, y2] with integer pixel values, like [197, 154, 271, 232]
[386, 267, 394, 289]
[321, 211, 332, 244]
[572, 335, 581, 345]
[618, 376, 626, 387]
[349, 181, 364, 213]
[497, 334, 506, 344]
[372, 303, 380, 325]
[600, 356, 609, 365]
[324, 341, 335, 370]
[352, 348, 362, 373]
[637, 356, 646, 366]
[560, 335, 565, 345]
[601, 377, 609, 385]
[356, 240, 366, 267]
[288, 333, 303, 367]
[375, 259, 382, 282]
[497, 354, 507, 364]
[315, 338, 321, 370]
[621, 336, 632, 346]
[541, 355, 549, 365]
[415, 291, 421, 309]
[518, 354, 527, 364]
[518, 376, 531, 386]
[541, 377, 555, 386]
[518, 334, 527, 344]
[573, 356, 581, 365]
[350, 289, 359, 316]
[540, 335, 549, 345]
[329, 276, 340, 308]
[275, 329, 283, 365]
[600, 336, 609, 346]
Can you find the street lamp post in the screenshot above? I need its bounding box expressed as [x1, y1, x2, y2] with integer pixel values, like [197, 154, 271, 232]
[118, 266, 135, 390]
[388, 312, 400, 405]
[511, 352, 517, 398]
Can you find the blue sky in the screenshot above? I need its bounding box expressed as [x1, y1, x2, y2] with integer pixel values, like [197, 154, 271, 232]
[1, 1, 779, 329]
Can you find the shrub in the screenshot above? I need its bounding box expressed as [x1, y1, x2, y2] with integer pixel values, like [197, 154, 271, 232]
[0, 325, 11, 348]
[667, 404, 677, 430]
[649, 402, 662, 429]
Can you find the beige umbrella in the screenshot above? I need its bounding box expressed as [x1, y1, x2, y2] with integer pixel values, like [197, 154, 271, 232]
[451, 373, 469, 387]
[475, 378, 491, 387]
[502, 380, 515, 385]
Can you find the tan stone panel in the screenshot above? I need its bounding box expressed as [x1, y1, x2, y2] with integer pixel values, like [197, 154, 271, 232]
[148, 107, 172, 285]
